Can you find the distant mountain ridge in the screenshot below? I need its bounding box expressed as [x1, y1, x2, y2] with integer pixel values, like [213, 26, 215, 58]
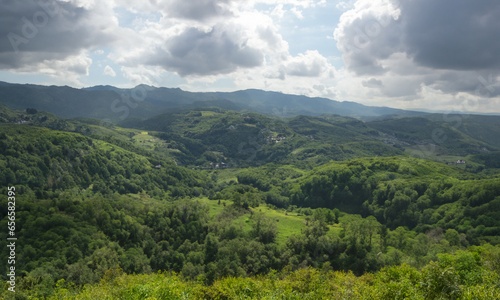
[0, 81, 426, 121]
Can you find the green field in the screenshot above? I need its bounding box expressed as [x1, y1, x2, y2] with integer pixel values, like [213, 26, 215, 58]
[199, 197, 330, 245]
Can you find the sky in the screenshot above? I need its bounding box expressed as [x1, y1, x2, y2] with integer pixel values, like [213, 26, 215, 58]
[1, 0, 500, 113]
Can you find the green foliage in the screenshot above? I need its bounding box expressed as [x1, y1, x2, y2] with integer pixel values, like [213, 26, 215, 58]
[249, 213, 278, 244]
[369, 115, 500, 157]
[0, 124, 208, 198]
[119, 108, 405, 168]
[290, 156, 500, 241]
[5, 247, 500, 299]
[2, 105, 500, 299]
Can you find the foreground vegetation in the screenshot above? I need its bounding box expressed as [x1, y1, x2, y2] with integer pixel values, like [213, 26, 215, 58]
[5, 246, 500, 299]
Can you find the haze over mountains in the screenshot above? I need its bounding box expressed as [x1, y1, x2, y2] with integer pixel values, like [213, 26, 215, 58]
[0, 81, 426, 121]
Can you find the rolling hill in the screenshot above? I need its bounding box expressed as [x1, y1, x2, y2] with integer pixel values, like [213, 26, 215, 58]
[118, 108, 403, 167]
[1, 103, 500, 299]
[4, 103, 500, 170]
[0, 81, 426, 121]
[368, 115, 500, 170]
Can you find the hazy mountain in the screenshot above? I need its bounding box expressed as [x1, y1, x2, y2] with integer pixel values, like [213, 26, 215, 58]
[368, 115, 500, 155]
[0, 81, 426, 121]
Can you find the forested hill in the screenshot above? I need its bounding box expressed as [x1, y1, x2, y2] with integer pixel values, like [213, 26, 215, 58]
[0, 124, 210, 197]
[291, 157, 500, 242]
[369, 115, 500, 155]
[0, 81, 425, 120]
[1, 105, 500, 299]
[118, 108, 403, 168]
[120, 107, 500, 170]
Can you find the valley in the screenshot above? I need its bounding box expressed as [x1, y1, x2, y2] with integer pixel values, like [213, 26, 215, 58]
[1, 89, 500, 299]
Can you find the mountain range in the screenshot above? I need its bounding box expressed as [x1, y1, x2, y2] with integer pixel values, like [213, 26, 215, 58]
[0, 81, 425, 121]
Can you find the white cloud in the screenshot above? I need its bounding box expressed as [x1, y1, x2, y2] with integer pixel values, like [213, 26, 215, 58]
[10, 53, 93, 86]
[290, 7, 304, 19]
[0, 0, 337, 96]
[106, 0, 340, 101]
[144, 25, 264, 77]
[332, 0, 500, 112]
[271, 4, 286, 19]
[103, 65, 116, 77]
[283, 50, 331, 77]
[120, 65, 165, 86]
[0, 0, 120, 83]
[111, 3, 292, 79]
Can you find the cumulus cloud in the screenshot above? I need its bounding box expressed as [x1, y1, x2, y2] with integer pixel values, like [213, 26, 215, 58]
[0, 0, 336, 101]
[402, 0, 500, 71]
[0, 0, 119, 81]
[120, 65, 165, 85]
[334, 0, 500, 99]
[109, 0, 338, 99]
[144, 26, 264, 77]
[290, 7, 304, 19]
[156, 0, 234, 21]
[0, 0, 338, 92]
[6, 53, 93, 85]
[112, 3, 294, 78]
[117, 0, 236, 21]
[362, 78, 383, 88]
[103, 65, 116, 77]
[283, 50, 330, 77]
[334, 0, 401, 76]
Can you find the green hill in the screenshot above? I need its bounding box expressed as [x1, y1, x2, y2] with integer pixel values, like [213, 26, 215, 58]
[0, 124, 208, 197]
[368, 115, 500, 156]
[0, 81, 426, 121]
[1, 105, 500, 299]
[289, 157, 500, 241]
[120, 108, 403, 168]
[117, 107, 500, 170]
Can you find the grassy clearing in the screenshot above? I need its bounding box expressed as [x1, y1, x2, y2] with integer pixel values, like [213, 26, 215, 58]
[404, 146, 469, 163]
[198, 197, 342, 245]
[228, 206, 307, 245]
[197, 197, 307, 244]
[130, 131, 162, 150]
[197, 197, 230, 218]
[200, 111, 219, 117]
[211, 169, 241, 184]
[327, 223, 343, 236]
[256, 205, 306, 244]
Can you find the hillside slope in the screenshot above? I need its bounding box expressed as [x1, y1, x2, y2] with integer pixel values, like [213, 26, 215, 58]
[0, 81, 425, 120]
[120, 108, 403, 167]
[1, 105, 500, 299]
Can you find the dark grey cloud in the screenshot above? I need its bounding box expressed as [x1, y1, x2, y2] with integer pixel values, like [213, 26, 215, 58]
[402, 0, 500, 71]
[362, 78, 383, 88]
[336, 9, 403, 75]
[145, 26, 264, 76]
[0, 0, 116, 70]
[431, 70, 500, 98]
[336, 0, 500, 98]
[157, 0, 233, 21]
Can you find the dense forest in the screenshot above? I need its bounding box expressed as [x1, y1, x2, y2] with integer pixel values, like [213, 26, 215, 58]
[1, 105, 500, 299]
